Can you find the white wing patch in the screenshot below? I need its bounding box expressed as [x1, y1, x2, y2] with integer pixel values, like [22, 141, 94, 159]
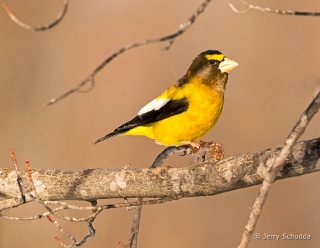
[138, 98, 169, 116]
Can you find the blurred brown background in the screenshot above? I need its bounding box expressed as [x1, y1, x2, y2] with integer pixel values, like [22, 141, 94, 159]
[1, 0, 320, 247]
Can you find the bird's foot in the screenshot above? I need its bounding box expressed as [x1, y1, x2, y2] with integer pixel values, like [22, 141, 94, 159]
[178, 141, 200, 157]
[179, 140, 224, 162]
[208, 141, 224, 162]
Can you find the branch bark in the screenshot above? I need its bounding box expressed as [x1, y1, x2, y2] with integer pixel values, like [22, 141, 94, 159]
[1, 137, 319, 209]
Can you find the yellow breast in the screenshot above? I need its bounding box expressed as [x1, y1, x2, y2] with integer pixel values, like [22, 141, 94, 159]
[152, 81, 224, 146]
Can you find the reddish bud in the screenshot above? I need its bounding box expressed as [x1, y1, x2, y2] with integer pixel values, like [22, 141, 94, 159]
[2, 4, 10, 13]
[46, 215, 53, 222]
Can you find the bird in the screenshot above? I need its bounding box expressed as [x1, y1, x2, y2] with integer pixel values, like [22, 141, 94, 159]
[94, 50, 238, 147]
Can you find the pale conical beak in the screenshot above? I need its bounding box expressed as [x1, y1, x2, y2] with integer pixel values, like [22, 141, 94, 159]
[218, 58, 238, 73]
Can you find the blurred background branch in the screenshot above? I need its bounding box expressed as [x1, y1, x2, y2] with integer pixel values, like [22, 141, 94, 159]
[2, 0, 69, 31]
[228, 0, 320, 16]
[44, 0, 213, 105]
[239, 90, 320, 248]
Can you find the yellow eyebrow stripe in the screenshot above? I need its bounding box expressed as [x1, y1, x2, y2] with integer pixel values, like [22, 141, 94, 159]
[205, 54, 225, 61]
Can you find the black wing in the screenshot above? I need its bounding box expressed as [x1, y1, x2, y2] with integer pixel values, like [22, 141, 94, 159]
[94, 97, 189, 144]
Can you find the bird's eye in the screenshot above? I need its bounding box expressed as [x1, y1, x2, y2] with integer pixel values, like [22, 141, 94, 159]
[209, 60, 218, 65]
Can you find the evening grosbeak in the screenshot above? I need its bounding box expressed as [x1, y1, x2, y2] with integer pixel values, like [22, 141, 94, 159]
[94, 50, 238, 146]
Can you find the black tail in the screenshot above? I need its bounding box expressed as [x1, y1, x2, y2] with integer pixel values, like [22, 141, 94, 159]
[93, 130, 125, 144]
[93, 115, 143, 145]
[94, 98, 189, 145]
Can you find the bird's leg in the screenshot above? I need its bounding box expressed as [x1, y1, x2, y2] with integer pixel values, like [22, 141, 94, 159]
[151, 146, 188, 168]
[150, 141, 224, 167]
[180, 141, 201, 149]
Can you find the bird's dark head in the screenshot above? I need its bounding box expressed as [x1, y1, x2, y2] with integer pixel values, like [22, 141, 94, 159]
[184, 50, 238, 90]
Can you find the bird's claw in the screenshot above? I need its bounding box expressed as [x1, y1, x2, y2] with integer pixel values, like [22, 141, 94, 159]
[179, 151, 187, 156]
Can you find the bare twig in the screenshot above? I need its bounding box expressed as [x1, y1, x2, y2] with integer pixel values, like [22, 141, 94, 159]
[4, 153, 96, 247]
[75, 221, 96, 247]
[2, 0, 69, 31]
[25, 158, 36, 192]
[120, 196, 181, 247]
[0, 196, 178, 222]
[238, 90, 320, 248]
[48, 215, 96, 248]
[45, 0, 213, 106]
[126, 198, 143, 248]
[47, 215, 75, 248]
[10, 150, 26, 202]
[0, 197, 175, 247]
[228, 0, 320, 16]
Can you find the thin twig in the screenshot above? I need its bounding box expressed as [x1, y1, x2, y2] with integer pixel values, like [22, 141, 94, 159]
[0, 197, 179, 222]
[10, 150, 26, 203]
[45, 0, 213, 106]
[25, 159, 36, 192]
[238, 90, 320, 248]
[2, 0, 69, 31]
[122, 197, 182, 247]
[48, 215, 96, 248]
[228, 0, 320, 16]
[75, 221, 96, 247]
[47, 215, 77, 248]
[126, 198, 143, 248]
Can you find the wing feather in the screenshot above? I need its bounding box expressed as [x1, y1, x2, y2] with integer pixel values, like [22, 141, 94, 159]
[117, 97, 189, 132]
[94, 97, 189, 144]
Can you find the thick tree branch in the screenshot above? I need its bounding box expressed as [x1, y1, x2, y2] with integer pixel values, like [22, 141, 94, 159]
[1, 137, 319, 209]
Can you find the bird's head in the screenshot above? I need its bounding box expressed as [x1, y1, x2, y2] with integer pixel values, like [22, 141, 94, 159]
[185, 50, 238, 91]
